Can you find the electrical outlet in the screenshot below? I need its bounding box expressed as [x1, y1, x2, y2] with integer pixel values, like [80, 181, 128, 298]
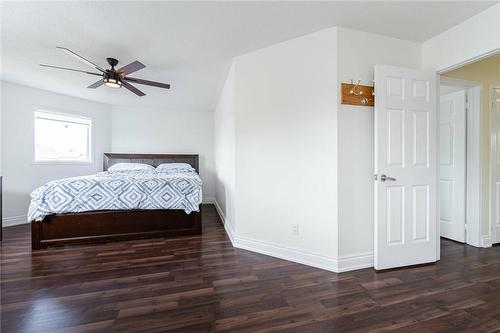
[291, 224, 299, 236]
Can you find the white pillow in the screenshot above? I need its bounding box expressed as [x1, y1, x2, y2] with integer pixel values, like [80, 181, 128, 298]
[156, 163, 193, 171]
[108, 162, 155, 172]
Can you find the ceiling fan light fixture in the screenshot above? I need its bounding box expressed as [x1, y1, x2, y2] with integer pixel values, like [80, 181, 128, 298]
[103, 77, 122, 88]
[41, 47, 170, 96]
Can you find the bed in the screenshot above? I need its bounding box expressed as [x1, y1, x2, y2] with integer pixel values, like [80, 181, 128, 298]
[31, 153, 202, 250]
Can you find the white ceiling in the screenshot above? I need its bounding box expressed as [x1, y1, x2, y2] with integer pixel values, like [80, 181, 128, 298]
[1, 1, 497, 111]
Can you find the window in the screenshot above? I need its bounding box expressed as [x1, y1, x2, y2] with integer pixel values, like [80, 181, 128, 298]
[34, 111, 92, 163]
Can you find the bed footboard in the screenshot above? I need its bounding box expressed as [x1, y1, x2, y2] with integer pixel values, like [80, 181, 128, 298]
[31, 208, 202, 250]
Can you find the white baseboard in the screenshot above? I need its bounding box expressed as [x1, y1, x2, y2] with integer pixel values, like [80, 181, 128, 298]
[3, 201, 218, 227]
[234, 236, 373, 273]
[337, 252, 374, 272]
[211, 199, 373, 273]
[202, 197, 215, 204]
[481, 235, 493, 248]
[3, 215, 29, 227]
[233, 235, 340, 272]
[213, 198, 234, 244]
[213, 199, 226, 222]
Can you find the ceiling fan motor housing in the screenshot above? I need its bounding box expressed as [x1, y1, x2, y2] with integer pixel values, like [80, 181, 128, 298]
[104, 70, 121, 81]
[106, 57, 119, 68]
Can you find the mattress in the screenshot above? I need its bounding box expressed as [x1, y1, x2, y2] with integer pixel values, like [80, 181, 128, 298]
[28, 169, 202, 222]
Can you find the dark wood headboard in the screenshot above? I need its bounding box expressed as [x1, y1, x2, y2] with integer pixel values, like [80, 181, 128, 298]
[103, 153, 199, 173]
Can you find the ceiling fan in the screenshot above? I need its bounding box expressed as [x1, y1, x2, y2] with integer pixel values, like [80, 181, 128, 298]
[40, 46, 170, 96]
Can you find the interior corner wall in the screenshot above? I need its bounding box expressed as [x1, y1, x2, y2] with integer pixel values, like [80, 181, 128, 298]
[214, 61, 236, 234]
[1, 81, 112, 225]
[110, 105, 215, 202]
[0, 82, 3, 176]
[230, 27, 340, 266]
[421, 3, 500, 72]
[336, 27, 421, 258]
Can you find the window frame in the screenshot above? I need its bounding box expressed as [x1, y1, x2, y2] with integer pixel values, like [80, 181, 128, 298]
[33, 109, 94, 165]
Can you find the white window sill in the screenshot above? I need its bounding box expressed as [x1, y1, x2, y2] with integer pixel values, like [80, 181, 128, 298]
[32, 160, 94, 165]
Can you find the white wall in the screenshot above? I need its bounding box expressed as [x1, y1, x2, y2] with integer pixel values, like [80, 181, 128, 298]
[111, 105, 215, 201]
[1, 81, 112, 225]
[0, 81, 2, 176]
[214, 61, 236, 233]
[422, 3, 500, 72]
[214, 27, 340, 270]
[1, 83, 216, 226]
[336, 27, 421, 258]
[214, 26, 427, 271]
[235, 27, 339, 261]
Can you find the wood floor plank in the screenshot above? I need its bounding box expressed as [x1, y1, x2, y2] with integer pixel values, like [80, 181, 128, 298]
[1, 204, 499, 332]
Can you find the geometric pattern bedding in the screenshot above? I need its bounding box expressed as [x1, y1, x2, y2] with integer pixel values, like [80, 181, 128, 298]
[28, 169, 202, 222]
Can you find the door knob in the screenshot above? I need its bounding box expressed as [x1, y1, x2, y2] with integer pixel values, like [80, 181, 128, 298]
[380, 174, 396, 182]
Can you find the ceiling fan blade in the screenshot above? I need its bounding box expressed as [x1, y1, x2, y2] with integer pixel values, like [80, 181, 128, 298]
[124, 76, 170, 89]
[40, 64, 102, 76]
[56, 46, 106, 73]
[87, 80, 104, 89]
[117, 61, 145, 75]
[122, 80, 145, 96]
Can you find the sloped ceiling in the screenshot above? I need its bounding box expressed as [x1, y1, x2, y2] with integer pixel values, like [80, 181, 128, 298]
[1, 1, 497, 111]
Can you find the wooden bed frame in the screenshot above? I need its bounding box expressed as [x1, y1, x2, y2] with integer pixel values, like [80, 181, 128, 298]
[31, 153, 202, 250]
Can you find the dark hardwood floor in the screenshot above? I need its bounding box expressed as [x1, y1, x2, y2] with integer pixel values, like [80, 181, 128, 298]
[1, 205, 499, 333]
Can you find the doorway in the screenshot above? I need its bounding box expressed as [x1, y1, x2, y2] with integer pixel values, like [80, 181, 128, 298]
[489, 86, 500, 245]
[438, 52, 500, 247]
[438, 78, 482, 246]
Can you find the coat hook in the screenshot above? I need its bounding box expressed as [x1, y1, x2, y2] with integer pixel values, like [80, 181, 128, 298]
[350, 79, 363, 96]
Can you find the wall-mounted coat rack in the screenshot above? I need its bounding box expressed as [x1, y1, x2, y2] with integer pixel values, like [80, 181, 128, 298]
[341, 79, 374, 107]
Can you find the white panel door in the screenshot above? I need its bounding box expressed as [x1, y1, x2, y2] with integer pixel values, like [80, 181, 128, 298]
[491, 87, 500, 244]
[439, 90, 466, 242]
[374, 64, 437, 270]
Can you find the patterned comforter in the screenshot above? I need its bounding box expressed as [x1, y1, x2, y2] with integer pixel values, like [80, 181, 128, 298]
[28, 169, 202, 222]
